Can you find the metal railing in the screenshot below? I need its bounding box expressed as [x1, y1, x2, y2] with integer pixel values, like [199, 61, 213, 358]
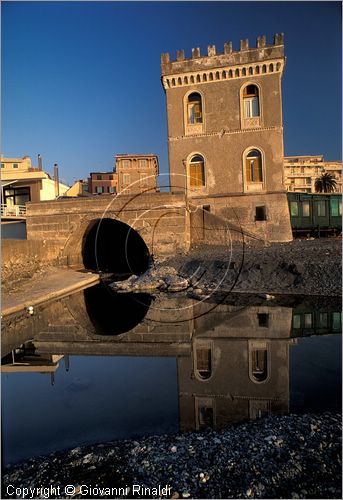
[1, 204, 27, 218]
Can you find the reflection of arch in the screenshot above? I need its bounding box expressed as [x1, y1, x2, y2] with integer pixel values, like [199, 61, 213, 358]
[83, 283, 152, 335]
[249, 341, 270, 383]
[82, 218, 150, 275]
[194, 342, 212, 380]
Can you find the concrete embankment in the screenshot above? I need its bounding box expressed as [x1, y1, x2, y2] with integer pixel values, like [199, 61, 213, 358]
[1, 268, 99, 317]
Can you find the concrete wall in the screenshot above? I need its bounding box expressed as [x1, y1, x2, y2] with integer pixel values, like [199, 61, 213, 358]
[25, 193, 189, 266]
[190, 192, 292, 243]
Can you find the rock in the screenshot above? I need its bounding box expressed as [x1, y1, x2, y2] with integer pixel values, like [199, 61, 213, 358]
[170, 446, 177, 453]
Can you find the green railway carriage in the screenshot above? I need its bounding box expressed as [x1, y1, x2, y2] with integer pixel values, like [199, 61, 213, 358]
[287, 192, 342, 235]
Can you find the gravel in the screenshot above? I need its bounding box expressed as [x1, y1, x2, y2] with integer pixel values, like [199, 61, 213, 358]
[2, 413, 341, 499]
[156, 239, 342, 297]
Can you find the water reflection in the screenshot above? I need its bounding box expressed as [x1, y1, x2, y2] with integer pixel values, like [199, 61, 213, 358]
[84, 282, 152, 335]
[1, 287, 341, 465]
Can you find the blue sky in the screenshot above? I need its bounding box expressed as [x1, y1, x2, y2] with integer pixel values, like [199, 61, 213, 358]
[2, 1, 341, 186]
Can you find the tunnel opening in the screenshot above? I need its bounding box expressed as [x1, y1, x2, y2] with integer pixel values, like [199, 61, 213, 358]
[84, 282, 152, 335]
[82, 218, 150, 276]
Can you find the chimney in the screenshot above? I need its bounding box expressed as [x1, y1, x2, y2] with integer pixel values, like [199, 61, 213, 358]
[54, 163, 60, 198]
[38, 154, 43, 171]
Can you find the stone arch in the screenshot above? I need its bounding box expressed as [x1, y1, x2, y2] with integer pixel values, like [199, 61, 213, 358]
[196, 74, 201, 83]
[63, 217, 150, 275]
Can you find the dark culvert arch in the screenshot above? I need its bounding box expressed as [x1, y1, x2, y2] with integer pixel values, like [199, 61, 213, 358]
[82, 218, 150, 276]
[83, 282, 152, 335]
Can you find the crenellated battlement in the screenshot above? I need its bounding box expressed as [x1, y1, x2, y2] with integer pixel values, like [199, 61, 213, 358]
[161, 34, 284, 77]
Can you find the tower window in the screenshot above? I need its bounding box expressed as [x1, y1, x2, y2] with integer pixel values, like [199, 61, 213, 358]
[189, 154, 205, 187]
[246, 149, 263, 183]
[255, 206, 267, 221]
[251, 348, 268, 382]
[187, 93, 202, 125]
[258, 313, 269, 327]
[243, 85, 260, 118]
[196, 347, 211, 379]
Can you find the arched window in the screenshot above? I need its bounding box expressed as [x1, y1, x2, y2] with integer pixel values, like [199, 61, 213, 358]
[243, 85, 260, 118]
[189, 154, 205, 187]
[187, 93, 203, 125]
[246, 149, 263, 183]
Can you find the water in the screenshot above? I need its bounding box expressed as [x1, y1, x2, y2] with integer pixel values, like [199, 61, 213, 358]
[1, 283, 341, 466]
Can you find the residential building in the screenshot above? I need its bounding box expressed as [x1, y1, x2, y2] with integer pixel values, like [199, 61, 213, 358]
[115, 154, 159, 194]
[0, 155, 69, 207]
[88, 172, 118, 195]
[160, 33, 292, 242]
[284, 155, 342, 193]
[64, 180, 90, 197]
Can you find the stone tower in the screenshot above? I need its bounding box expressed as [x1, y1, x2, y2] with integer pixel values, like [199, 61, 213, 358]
[161, 34, 292, 242]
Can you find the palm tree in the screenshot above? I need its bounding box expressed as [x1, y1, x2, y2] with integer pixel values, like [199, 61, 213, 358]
[314, 172, 337, 193]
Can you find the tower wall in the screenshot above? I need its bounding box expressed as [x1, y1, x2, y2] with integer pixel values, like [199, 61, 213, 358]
[161, 34, 292, 242]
